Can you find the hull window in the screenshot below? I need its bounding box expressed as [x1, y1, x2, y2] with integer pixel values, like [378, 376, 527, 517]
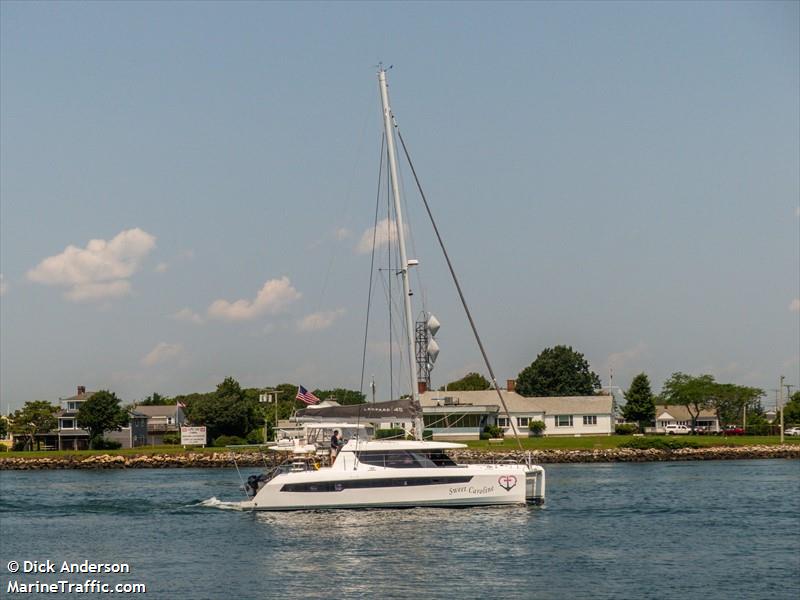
[280, 475, 472, 493]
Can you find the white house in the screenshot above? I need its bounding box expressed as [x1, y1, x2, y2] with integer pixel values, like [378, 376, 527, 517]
[653, 405, 720, 433]
[419, 390, 614, 439]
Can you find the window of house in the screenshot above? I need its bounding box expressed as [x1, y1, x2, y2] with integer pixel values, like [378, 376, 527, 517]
[497, 417, 509, 427]
[583, 415, 597, 426]
[517, 417, 530, 427]
[61, 419, 74, 429]
[556, 415, 573, 427]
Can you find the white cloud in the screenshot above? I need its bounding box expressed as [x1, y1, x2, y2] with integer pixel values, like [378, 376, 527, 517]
[297, 308, 346, 332]
[0, 274, 7, 296]
[141, 342, 185, 367]
[356, 218, 403, 254]
[606, 342, 648, 371]
[335, 227, 351, 241]
[27, 228, 156, 302]
[795, 206, 800, 217]
[155, 262, 169, 273]
[207, 277, 302, 321]
[65, 280, 132, 302]
[172, 307, 204, 325]
[790, 298, 800, 312]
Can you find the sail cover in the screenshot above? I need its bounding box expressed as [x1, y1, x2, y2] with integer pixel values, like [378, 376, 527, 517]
[295, 398, 420, 421]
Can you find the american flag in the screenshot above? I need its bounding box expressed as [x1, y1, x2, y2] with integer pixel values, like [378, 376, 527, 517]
[295, 386, 320, 405]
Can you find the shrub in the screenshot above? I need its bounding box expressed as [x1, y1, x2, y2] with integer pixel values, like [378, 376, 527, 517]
[483, 425, 503, 439]
[213, 435, 247, 447]
[162, 433, 181, 445]
[90, 436, 122, 450]
[479, 432, 491, 440]
[615, 424, 638, 435]
[246, 429, 265, 444]
[375, 428, 405, 440]
[620, 437, 701, 450]
[529, 420, 546, 435]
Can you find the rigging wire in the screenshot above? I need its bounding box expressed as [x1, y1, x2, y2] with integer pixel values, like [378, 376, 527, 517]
[395, 127, 525, 455]
[359, 133, 385, 397]
[377, 268, 408, 400]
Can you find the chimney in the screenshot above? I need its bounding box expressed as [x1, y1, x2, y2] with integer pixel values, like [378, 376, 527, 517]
[77, 385, 86, 396]
[418, 381, 428, 394]
[506, 379, 516, 392]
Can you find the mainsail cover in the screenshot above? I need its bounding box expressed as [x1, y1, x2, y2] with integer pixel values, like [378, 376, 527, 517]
[295, 398, 420, 421]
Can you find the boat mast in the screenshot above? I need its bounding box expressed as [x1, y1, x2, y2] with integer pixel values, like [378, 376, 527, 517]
[378, 67, 423, 440]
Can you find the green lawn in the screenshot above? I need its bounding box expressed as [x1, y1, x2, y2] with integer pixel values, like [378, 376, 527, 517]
[2, 436, 798, 459]
[465, 435, 800, 451]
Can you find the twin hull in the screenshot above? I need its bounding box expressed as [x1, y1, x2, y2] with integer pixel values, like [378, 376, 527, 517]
[247, 464, 545, 511]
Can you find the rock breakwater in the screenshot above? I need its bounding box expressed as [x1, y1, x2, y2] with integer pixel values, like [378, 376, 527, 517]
[0, 445, 797, 470]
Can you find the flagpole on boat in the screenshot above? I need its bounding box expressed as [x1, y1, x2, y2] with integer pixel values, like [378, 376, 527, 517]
[378, 66, 423, 440]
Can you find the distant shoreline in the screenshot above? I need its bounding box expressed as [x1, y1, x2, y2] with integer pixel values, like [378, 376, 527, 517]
[1, 445, 797, 470]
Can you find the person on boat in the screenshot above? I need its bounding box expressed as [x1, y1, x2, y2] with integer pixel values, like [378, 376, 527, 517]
[330, 430, 341, 460]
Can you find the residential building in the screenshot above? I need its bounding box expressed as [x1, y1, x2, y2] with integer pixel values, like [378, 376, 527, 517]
[419, 388, 614, 440]
[653, 405, 720, 433]
[39, 386, 147, 450]
[133, 405, 186, 445]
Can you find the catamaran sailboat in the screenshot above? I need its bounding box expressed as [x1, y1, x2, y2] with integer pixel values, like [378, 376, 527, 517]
[232, 67, 545, 510]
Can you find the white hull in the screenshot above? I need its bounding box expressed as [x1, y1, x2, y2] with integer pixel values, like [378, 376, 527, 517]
[243, 455, 544, 511]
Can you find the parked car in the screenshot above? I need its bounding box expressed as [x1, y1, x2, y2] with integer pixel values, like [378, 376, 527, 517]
[664, 424, 691, 435]
[691, 425, 709, 435]
[784, 427, 800, 437]
[721, 425, 745, 436]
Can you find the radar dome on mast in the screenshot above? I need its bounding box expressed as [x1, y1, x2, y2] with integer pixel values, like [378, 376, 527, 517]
[427, 339, 440, 363]
[426, 314, 440, 337]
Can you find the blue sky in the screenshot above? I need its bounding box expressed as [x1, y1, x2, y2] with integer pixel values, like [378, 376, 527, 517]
[1, 1, 798, 410]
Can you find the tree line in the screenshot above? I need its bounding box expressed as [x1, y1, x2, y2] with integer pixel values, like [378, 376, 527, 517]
[5, 379, 365, 450]
[441, 345, 800, 431]
[4, 344, 798, 449]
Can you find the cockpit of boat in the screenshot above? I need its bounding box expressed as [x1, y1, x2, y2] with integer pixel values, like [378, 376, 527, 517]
[354, 450, 458, 468]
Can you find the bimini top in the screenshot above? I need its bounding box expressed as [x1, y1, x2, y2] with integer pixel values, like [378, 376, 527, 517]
[339, 439, 466, 452]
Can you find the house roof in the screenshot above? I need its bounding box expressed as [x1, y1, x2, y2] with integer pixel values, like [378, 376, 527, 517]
[61, 391, 97, 402]
[419, 390, 613, 415]
[655, 404, 717, 421]
[133, 405, 181, 418]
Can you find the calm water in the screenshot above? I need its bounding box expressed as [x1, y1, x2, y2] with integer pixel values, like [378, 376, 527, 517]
[1, 460, 798, 599]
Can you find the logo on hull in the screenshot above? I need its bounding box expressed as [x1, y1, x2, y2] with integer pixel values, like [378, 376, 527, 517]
[498, 475, 517, 491]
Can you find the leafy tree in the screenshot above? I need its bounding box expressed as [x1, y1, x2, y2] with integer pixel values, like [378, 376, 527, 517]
[0, 417, 7, 439]
[138, 392, 170, 406]
[783, 391, 800, 425]
[660, 373, 716, 429]
[184, 377, 263, 440]
[622, 373, 655, 431]
[312, 388, 366, 405]
[708, 383, 764, 426]
[516, 346, 601, 397]
[76, 391, 129, 448]
[442, 372, 490, 391]
[10, 401, 59, 450]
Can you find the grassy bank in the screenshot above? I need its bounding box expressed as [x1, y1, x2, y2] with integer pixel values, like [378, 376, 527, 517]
[2, 436, 798, 458]
[0, 445, 228, 459]
[465, 435, 800, 451]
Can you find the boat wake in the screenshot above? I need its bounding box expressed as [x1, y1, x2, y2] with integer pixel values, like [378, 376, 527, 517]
[196, 497, 248, 511]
